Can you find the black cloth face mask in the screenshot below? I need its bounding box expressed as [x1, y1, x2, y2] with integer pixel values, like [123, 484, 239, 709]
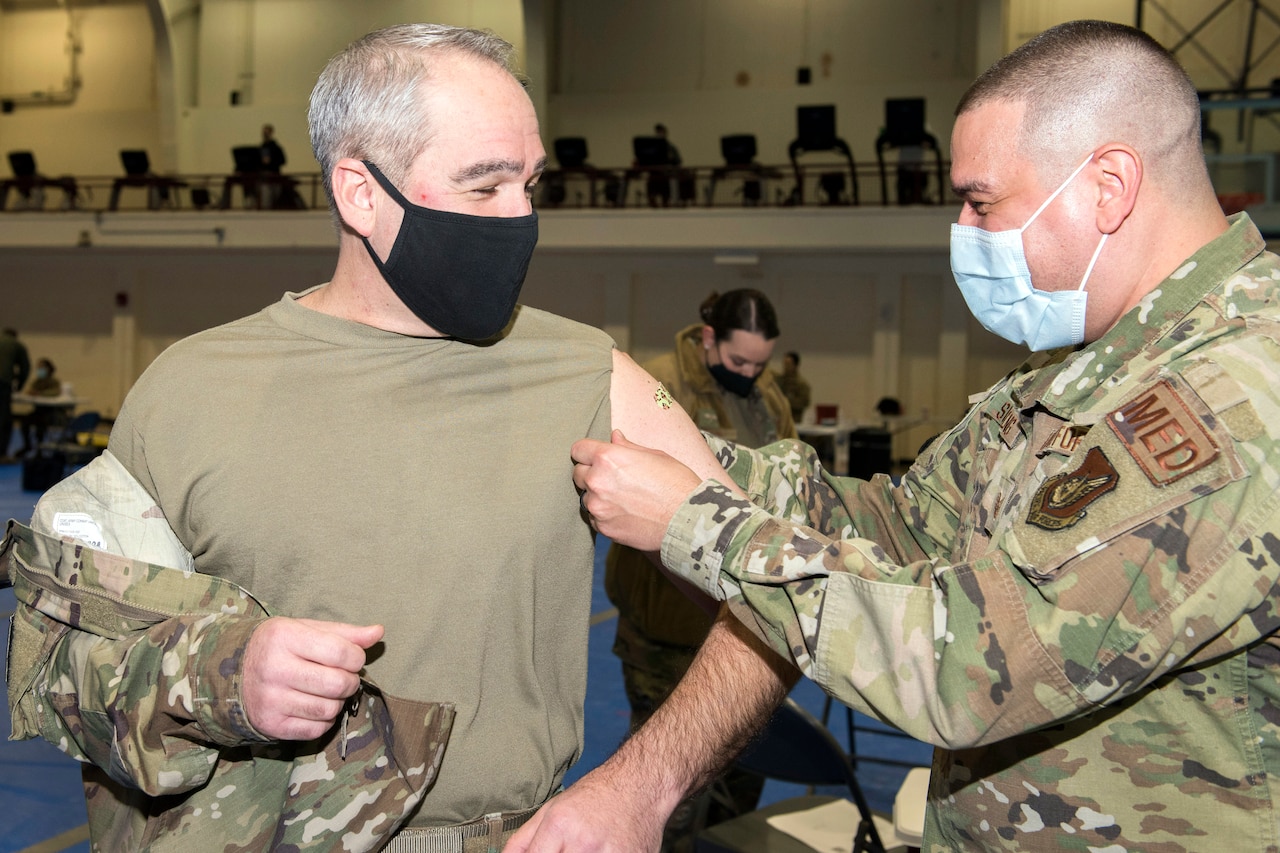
[359, 160, 538, 340]
[708, 361, 758, 398]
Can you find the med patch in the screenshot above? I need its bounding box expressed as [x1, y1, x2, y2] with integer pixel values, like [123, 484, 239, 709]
[1106, 379, 1219, 487]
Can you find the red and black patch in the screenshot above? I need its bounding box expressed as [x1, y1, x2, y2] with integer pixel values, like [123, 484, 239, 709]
[1106, 379, 1219, 486]
[1026, 446, 1120, 531]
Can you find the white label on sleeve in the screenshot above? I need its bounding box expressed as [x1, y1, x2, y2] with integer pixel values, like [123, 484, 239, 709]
[51, 512, 107, 549]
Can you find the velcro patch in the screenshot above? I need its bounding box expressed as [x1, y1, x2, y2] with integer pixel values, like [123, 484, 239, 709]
[1106, 379, 1219, 486]
[993, 400, 1022, 449]
[1026, 446, 1119, 530]
[1042, 424, 1085, 458]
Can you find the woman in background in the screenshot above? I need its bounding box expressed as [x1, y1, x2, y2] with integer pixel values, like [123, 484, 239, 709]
[605, 288, 795, 852]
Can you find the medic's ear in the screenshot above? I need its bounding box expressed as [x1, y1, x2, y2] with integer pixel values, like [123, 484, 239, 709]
[1092, 144, 1141, 235]
[331, 158, 379, 237]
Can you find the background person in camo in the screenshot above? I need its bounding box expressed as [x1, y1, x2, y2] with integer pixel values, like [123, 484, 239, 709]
[0, 328, 30, 462]
[568, 19, 1280, 851]
[604, 288, 795, 850]
[776, 350, 811, 423]
[5, 22, 793, 853]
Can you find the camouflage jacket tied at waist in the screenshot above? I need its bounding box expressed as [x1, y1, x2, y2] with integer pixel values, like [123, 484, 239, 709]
[2, 454, 455, 852]
[663, 213, 1280, 852]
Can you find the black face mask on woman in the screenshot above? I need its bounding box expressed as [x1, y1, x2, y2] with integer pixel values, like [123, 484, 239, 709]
[707, 361, 758, 398]
[359, 161, 539, 340]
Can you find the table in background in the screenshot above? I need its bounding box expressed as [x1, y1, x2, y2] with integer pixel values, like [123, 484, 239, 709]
[12, 393, 89, 413]
[109, 175, 189, 210]
[0, 176, 79, 211]
[797, 422, 892, 480]
[219, 173, 303, 209]
[11, 394, 90, 439]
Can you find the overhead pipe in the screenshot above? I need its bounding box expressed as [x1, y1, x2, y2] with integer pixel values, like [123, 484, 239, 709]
[0, 2, 83, 113]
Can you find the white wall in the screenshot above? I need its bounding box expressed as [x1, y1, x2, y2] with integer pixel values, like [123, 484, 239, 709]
[0, 2, 160, 177]
[4, 0, 1279, 180]
[173, 0, 527, 175]
[2, 239, 1025, 462]
[0, 244, 338, 421]
[0, 0, 527, 177]
[547, 0, 979, 169]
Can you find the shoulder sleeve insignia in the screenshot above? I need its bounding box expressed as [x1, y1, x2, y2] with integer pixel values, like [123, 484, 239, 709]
[1026, 445, 1119, 531]
[1105, 379, 1219, 486]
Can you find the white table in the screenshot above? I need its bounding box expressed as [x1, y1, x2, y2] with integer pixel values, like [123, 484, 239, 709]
[11, 394, 91, 450]
[798, 421, 901, 479]
[797, 422, 867, 476]
[13, 393, 89, 412]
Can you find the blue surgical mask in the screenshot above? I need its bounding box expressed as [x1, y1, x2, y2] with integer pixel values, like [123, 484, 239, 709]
[950, 155, 1108, 351]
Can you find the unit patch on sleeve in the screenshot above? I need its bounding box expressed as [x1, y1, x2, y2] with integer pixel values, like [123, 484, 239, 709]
[1026, 445, 1120, 530]
[1105, 379, 1219, 486]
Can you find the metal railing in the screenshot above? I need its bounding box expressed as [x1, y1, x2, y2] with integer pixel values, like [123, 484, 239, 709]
[0, 161, 958, 213]
[0, 172, 328, 213]
[537, 160, 956, 209]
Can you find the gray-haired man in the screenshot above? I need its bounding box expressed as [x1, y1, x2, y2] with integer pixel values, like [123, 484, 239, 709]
[6, 23, 790, 852]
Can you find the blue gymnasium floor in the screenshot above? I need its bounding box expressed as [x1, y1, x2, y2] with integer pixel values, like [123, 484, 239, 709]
[0, 459, 931, 853]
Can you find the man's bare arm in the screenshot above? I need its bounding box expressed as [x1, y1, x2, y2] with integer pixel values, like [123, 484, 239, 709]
[504, 350, 798, 850]
[608, 349, 742, 490]
[505, 609, 798, 852]
[601, 349, 741, 611]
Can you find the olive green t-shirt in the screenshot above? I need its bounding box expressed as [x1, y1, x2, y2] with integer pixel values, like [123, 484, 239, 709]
[109, 290, 613, 825]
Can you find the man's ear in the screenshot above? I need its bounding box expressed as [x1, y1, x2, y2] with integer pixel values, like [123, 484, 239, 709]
[331, 158, 378, 237]
[1093, 144, 1141, 235]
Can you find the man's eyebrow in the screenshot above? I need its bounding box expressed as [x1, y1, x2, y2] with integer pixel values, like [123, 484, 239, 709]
[452, 156, 547, 183]
[950, 178, 992, 199]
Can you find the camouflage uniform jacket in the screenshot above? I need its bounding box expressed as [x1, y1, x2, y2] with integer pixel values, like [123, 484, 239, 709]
[661, 214, 1280, 851]
[2, 451, 455, 852]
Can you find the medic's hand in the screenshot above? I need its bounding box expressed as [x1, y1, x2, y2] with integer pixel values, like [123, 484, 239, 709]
[242, 616, 383, 741]
[571, 429, 702, 553]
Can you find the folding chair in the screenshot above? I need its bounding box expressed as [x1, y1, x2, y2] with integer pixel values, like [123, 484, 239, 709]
[696, 698, 898, 853]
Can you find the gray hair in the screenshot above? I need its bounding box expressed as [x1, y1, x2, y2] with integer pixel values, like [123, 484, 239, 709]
[308, 23, 521, 214]
[957, 20, 1204, 190]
